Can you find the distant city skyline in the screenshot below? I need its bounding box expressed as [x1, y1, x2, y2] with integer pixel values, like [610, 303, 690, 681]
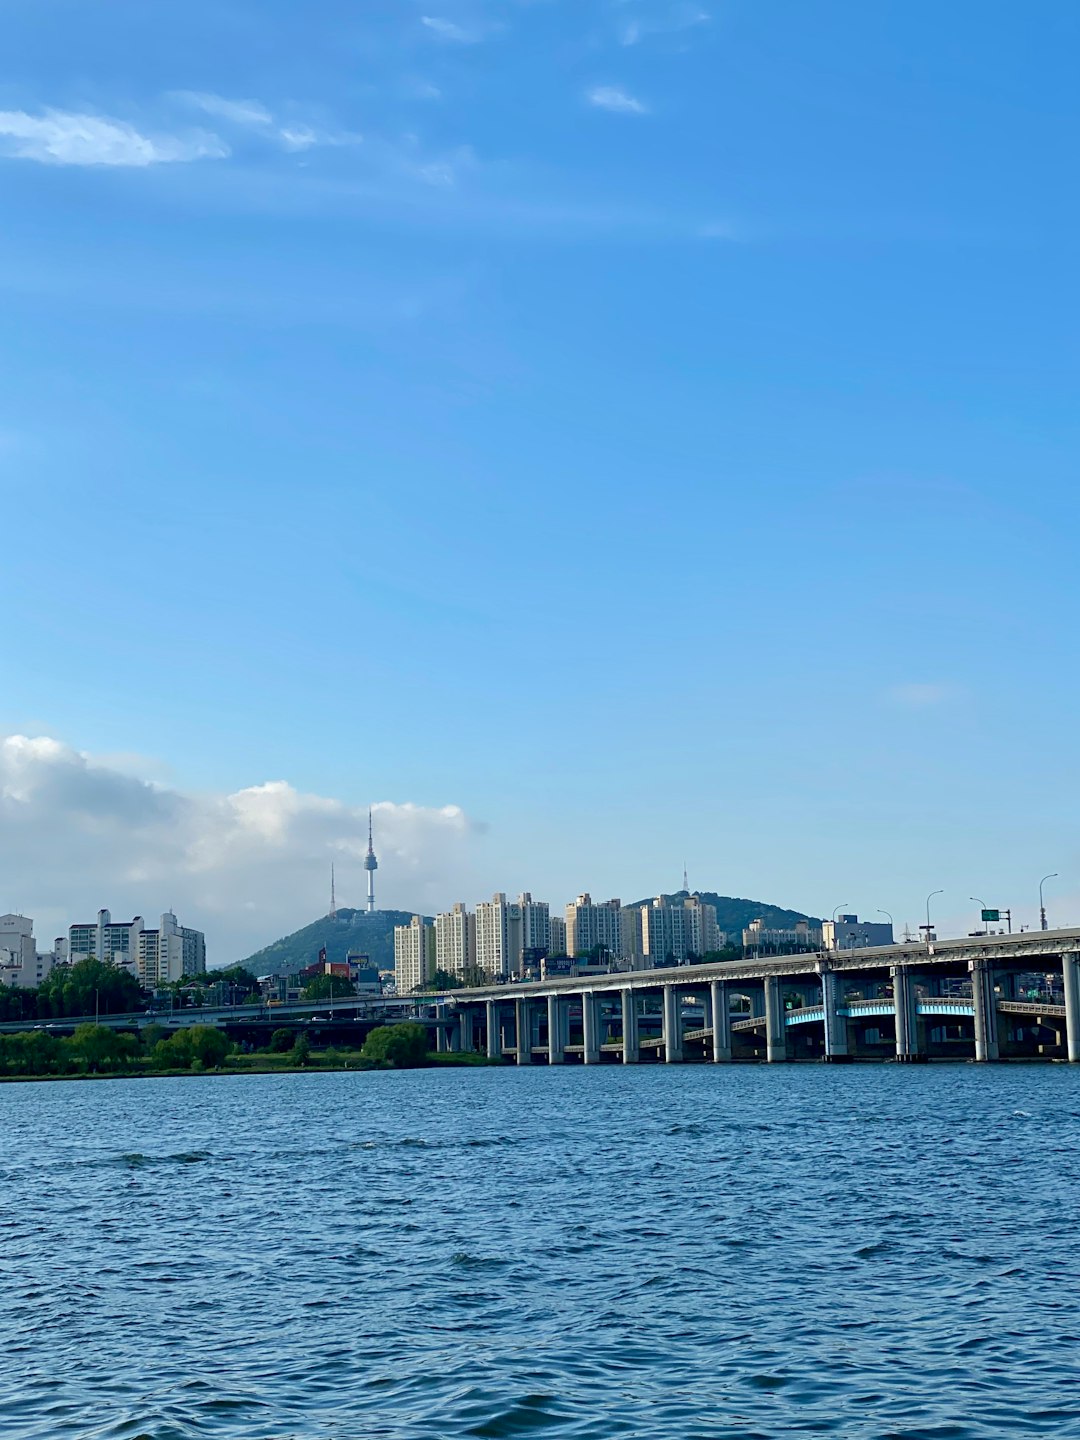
[2, 2, 1079, 962]
[0, 731, 1070, 965]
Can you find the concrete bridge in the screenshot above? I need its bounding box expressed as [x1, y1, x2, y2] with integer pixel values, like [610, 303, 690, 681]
[438, 927, 1080, 1064]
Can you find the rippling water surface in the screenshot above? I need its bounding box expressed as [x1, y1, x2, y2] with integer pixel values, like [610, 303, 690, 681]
[2, 1064, 1079, 1439]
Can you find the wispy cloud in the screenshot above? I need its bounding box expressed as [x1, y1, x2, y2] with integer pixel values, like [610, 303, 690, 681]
[420, 14, 487, 43]
[618, 3, 710, 47]
[172, 91, 273, 129]
[171, 91, 361, 153]
[886, 683, 962, 709]
[587, 85, 648, 115]
[0, 109, 227, 167]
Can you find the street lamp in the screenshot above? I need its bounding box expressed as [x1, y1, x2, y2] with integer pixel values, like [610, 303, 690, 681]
[1040, 874, 1058, 932]
[970, 897, 987, 936]
[877, 909, 894, 938]
[831, 905, 850, 952]
[923, 890, 943, 946]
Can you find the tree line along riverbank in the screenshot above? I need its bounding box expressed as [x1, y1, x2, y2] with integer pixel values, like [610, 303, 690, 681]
[0, 1021, 497, 1083]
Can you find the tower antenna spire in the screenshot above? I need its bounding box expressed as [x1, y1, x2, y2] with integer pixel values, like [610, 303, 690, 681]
[364, 807, 379, 913]
[330, 862, 337, 919]
[683, 861, 689, 894]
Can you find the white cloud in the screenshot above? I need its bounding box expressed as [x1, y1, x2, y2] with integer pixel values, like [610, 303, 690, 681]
[0, 736, 480, 965]
[421, 15, 485, 42]
[0, 109, 228, 167]
[886, 683, 961, 708]
[587, 85, 648, 115]
[172, 91, 273, 129]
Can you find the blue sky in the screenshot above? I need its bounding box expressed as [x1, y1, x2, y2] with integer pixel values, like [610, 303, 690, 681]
[2, 0, 1079, 953]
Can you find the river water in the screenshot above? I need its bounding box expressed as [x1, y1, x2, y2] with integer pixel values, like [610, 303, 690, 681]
[1, 1063, 1078, 1439]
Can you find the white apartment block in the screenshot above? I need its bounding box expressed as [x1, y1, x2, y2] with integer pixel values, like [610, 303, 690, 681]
[137, 912, 207, 987]
[565, 895, 624, 959]
[0, 915, 55, 988]
[475, 893, 523, 979]
[435, 903, 476, 979]
[518, 893, 551, 956]
[68, 910, 144, 974]
[640, 896, 689, 965]
[394, 915, 436, 993]
[549, 914, 567, 957]
[68, 908, 205, 986]
[683, 895, 721, 956]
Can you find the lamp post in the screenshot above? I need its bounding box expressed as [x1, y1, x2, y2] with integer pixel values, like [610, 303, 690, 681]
[877, 909, 894, 940]
[1040, 874, 1058, 933]
[831, 905, 850, 952]
[922, 890, 943, 947]
[970, 897, 987, 936]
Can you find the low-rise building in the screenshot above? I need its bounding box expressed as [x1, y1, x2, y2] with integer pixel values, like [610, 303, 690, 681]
[821, 914, 893, 950]
[742, 918, 822, 954]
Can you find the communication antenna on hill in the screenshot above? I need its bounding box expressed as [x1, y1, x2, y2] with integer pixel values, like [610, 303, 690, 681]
[682, 861, 689, 894]
[364, 809, 379, 913]
[330, 863, 337, 920]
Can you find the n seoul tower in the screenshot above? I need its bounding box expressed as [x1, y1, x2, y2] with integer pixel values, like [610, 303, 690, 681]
[364, 808, 378, 913]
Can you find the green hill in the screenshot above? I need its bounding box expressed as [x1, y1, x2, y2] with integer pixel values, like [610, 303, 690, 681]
[238, 892, 819, 978]
[239, 907, 426, 976]
[632, 892, 820, 937]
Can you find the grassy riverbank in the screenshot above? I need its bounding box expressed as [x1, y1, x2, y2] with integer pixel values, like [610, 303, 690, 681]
[0, 1050, 501, 1084]
[0, 1021, 503, 1084]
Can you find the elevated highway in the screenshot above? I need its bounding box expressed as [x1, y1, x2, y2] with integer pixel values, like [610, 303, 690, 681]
[0, 995, 425, 1038]
[438, 927, 1080, 1065]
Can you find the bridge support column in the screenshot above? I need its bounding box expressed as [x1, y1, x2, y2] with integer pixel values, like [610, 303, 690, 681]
[891, 966, 920, 1061]
[621, 989, 640, 1063]
[970, 960, 999, 1062]
[818, 964, 849, 1061]
[582, 992, 600, 1065]
[436, 1009, 449, 1053]
[1063, 953, 1080, 1062]
[485, 1001, 499, 1060]
[764, 975, 786, 1063]
[710, 980, 731, 1062]
[547, 995, 565, 1064]
[662, 985, 683, 1063]
[459, 1009, 475, 1054]
[515, 999, 533, 1065]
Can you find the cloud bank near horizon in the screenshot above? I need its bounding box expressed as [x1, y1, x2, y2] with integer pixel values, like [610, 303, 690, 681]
[0, 736, 479, 965]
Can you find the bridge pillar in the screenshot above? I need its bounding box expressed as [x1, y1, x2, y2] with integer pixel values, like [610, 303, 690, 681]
[1063, 953, 1080, 1062]
[764, 975, 786, 1062]
[582, 992, 601, 1065]
[662, 984, 683, 1063]
[459, 1009, 475, 1054]
[710, 979, 731, 1062]
[547, 995, 565, 1064]
[891, 966, 920, 1061]
[969, 960, 1000, 1062]
[621, 989, 640, 1063]
[515, 999, 533, 1065]
[485, 1001, 500, 1060]
[818, 964, 849, 1060]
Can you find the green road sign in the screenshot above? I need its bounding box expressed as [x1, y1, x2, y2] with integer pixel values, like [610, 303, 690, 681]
[981, 909, 1000, 922]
